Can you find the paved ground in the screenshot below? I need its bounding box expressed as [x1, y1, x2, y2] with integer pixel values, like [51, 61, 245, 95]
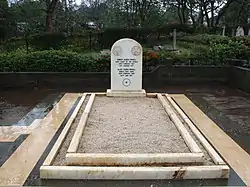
[0, 83, 249, 186]
[0, 89, 59, 126]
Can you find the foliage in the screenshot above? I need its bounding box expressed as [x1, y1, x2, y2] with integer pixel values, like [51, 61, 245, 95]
[98, 28, 152, 48]
[1, 33, 249, 72]
[179, 34, 232, 45]
[5, 0, 250, 39]
[0, 50, 170, 72]
[0, 0, 9, 40]
[233, 36, 250, 47]
[207, 41, 249, 63]
[1, 37, 27, 52]
[0, 50, 97, 72]
[29, 32, 68, 50]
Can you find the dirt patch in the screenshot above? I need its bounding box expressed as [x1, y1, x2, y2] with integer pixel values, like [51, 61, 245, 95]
[78, 97, 190, 153]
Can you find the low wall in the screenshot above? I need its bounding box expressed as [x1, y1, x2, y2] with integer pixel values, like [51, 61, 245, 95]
[229, 66, 250, 93]
[0, 66, 230, 90]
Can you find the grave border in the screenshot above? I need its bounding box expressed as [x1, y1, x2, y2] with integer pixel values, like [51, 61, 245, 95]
[40, 165, 229, 180]
[165, 94, 225, 165]
[40, 92, 229, 180]
[65, 92, 205, 166]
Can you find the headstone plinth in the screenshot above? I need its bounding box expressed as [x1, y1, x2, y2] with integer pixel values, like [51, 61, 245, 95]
[107, 38, 146, 97]
[106, 89, 146, 97]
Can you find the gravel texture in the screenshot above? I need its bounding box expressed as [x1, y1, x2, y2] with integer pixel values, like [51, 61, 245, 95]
[78, 97, 190, 153]
[52, 96, 90, 166]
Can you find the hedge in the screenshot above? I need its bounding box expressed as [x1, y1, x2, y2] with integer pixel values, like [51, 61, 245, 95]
[179, 34, 232, 45]
[0, 46, 248, 73]
[0, 51, 100, 72]
[0, 50, 172, 72]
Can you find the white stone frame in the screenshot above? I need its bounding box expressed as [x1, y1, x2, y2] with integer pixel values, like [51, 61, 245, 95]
[40, 92, 229, 180]
[65, 93, 204, 166]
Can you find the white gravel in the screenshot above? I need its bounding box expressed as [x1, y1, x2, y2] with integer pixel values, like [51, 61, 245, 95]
[78, 97, 190, 153]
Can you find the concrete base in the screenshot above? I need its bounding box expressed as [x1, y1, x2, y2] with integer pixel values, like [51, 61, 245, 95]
[106, 89, 146, 97]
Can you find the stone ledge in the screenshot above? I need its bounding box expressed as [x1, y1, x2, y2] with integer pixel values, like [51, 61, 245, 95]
[40, 165, 229, 180]
[106, 89, 146, 97]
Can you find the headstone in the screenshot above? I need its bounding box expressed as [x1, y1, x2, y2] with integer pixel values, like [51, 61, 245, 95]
[153, 46, 160, 51]
[173, 29, 177, 50]
[107, 38, 146, 97]
[236, 26, 244, 36]
[222, 26, 226, 37]
[153, 45, 164, 51]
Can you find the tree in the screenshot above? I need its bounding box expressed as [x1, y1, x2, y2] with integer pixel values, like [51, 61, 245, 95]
[0, 0, 9, 40]
[11, 0, 45, 34]
[45, 0, 59, 32]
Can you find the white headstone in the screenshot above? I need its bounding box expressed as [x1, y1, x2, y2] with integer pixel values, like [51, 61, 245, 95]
[222, 26, 226, 37]
[236, 26, 244, 36]
[107, 38, 146, 97]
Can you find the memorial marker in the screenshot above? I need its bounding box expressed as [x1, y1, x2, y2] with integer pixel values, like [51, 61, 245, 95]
[107, 38, 146, 97]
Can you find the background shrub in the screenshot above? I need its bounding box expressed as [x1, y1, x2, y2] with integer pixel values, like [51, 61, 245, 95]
[179, 34, 231, 45]
[0, 50, 172, 72]
[29, 33, 68, 50]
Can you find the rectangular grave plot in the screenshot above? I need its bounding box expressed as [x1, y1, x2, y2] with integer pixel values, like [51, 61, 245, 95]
[41, 93, 229, 180]
[64, 94, 209, 167]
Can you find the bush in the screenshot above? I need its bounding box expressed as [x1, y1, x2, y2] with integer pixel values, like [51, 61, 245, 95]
[29, 33, 68, 50]
[233, 36, 250, 47]
[157, 24, 195, 35]
[207, 41, 249, 64]
[179, 34, 231, 45]
[1, 37, 28, 52]
[0, 50, 100, 72]
[0, 50, 171, 72]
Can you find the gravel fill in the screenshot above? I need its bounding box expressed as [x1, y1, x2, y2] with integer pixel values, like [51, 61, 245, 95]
[52, 95, 90, 166]
[78, 97, 190, 153]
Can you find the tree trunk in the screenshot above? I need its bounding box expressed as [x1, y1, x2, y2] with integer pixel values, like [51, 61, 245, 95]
[45, 0, 59, 33]
[203, 5, 210, 27]
[177, 5, 183, 24]
[46, 13, 53, 33]
[211, 1, 215, 27]
[182, 5, 186, 24]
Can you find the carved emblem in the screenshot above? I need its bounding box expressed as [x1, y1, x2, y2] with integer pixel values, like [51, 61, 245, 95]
[131, 46, 141, 56]
[112, 46, 122, 56]
[122, 78, 131, 87]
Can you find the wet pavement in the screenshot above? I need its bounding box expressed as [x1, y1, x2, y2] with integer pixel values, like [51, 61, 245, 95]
[0, 134, 28, 166]
[0, 89, 60, 126]
[0, 84, 249, 186]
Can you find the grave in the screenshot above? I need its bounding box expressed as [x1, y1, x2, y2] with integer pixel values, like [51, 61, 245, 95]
[107, 38, 146, 97]
[38, 38, 230, 181]
[236, 26, 244, 36]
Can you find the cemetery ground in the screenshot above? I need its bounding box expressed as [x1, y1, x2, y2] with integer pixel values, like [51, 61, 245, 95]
[0, 35, 250, 186]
